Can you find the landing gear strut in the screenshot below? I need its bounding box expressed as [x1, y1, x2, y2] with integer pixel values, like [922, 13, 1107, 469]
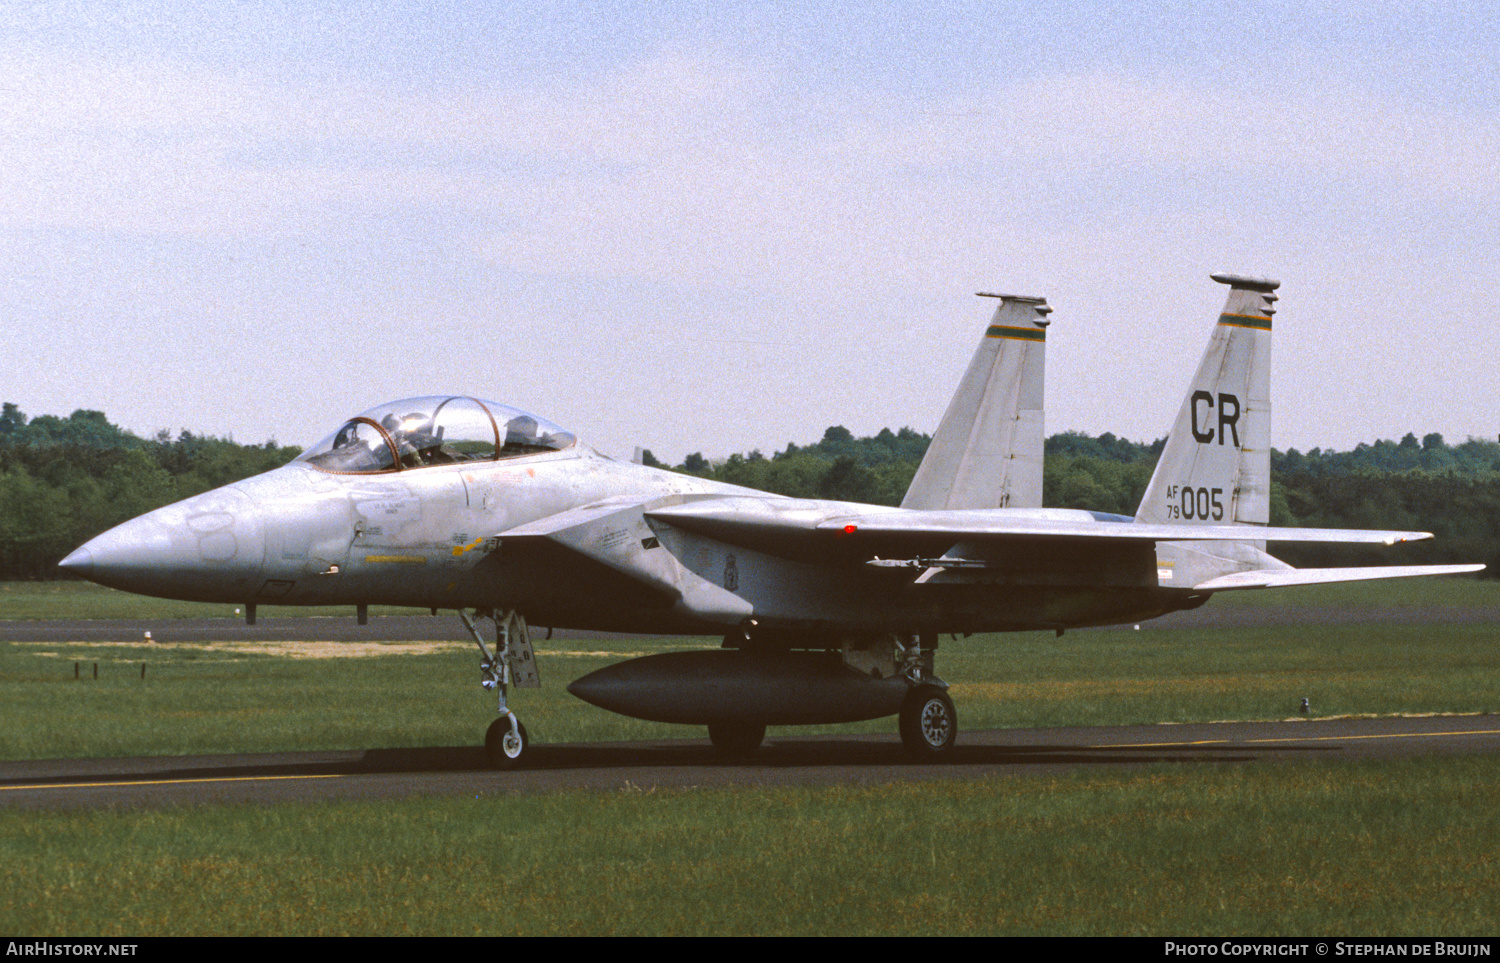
[461, 609, 539, 770]
[895, 632, 956, 759]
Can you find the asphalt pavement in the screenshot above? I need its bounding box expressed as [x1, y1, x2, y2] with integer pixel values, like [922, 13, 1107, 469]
[3, 715, 1496, 810]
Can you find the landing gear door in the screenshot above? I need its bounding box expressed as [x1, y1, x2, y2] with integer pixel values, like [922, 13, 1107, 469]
[502, 611, 540, 689]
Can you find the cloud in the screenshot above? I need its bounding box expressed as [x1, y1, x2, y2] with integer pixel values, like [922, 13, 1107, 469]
[0, 29, 1494, 457]
[0, 43, 1494, 300]
[473, 58, 1500, 298]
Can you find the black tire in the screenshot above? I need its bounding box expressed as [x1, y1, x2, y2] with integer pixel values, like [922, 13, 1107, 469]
[708, 722, 766, 758]
[485, 717, 530, 770]
[899, 686, 957, 759]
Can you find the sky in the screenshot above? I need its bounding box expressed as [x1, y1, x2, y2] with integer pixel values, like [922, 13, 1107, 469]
[1, 1, 1496, 462]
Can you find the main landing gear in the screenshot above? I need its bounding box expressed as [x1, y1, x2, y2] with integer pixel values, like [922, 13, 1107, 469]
[461, 609, 539, 770]
[896, 633, 957, 760]
[690, 630, 958, 761]
[899, 685, 957, 758]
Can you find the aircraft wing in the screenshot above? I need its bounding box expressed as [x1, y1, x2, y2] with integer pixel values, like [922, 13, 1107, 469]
[645, 497, 1435, 559]
[809, 512, 1430, 545]
[645, 498, 1481, 592]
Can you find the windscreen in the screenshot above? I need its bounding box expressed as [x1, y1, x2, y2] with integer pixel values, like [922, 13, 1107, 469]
[297, 396, 576, 473]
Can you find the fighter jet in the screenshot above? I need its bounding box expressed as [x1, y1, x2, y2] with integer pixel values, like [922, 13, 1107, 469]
[59, 275, 1482, 768]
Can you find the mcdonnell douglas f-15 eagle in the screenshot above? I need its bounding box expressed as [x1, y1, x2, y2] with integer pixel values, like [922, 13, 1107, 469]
[60, 275, 1483, 767]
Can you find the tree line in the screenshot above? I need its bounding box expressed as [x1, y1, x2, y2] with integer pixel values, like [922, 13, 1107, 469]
[4, 401, 1497, 580]
[0, 404, 300, 580]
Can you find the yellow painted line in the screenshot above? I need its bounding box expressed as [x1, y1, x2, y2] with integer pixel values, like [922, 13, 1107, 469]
[1093, 728, 1500, 750]
[1, 772, 347, 793]
[365, 555, 427, 564]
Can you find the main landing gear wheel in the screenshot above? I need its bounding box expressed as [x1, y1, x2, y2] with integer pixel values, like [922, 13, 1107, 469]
[485, 716, 530, 770]
[708, 722, 766, 758]
[899, 685, 957, 759]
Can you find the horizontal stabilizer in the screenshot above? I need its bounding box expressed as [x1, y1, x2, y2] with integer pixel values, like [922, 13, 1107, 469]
[1193, 564, 1485, 592]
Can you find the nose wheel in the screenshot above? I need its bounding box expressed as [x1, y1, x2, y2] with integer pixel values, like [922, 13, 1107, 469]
[485, 715, 530, 770]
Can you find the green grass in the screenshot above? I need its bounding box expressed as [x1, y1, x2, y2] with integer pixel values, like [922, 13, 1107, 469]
[2, 579, 1497, 935]
[946, 623, 1500, 729]
[0, 636, 720, 758]
[1, 621, 1496, 759]
[3, 758, 1497, 935]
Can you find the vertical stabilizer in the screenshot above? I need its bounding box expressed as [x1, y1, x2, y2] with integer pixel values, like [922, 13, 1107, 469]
[902, 293, 1052, 511]
[1137, 274, 1278, 526]
[1137, 274, 1279, 589]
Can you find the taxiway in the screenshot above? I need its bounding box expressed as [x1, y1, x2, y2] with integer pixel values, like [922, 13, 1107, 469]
[3, 715, 1496, 811]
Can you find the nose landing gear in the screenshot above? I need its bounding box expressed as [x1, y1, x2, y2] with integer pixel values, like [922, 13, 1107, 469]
[461, 609, 539, 770]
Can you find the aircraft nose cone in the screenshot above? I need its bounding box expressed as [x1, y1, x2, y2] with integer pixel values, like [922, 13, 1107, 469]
[57, 546, 94, 578]
[63, 486, 267, 602]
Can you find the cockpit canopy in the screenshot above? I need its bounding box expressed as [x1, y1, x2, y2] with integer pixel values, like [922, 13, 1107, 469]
[297, 396, 576, 474]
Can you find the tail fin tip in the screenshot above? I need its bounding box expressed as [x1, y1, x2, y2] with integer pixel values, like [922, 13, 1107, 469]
[977, 292, 1048, 303]
[1210, 273, 1280, 294]
[900, 290, 1053, 511]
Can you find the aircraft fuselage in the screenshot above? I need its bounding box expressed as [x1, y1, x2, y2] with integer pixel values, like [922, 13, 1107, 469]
[63, 443, 1197, 637]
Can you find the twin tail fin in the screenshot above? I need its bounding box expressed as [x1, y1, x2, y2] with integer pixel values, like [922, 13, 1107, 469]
[901, 293, 1052, 511]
